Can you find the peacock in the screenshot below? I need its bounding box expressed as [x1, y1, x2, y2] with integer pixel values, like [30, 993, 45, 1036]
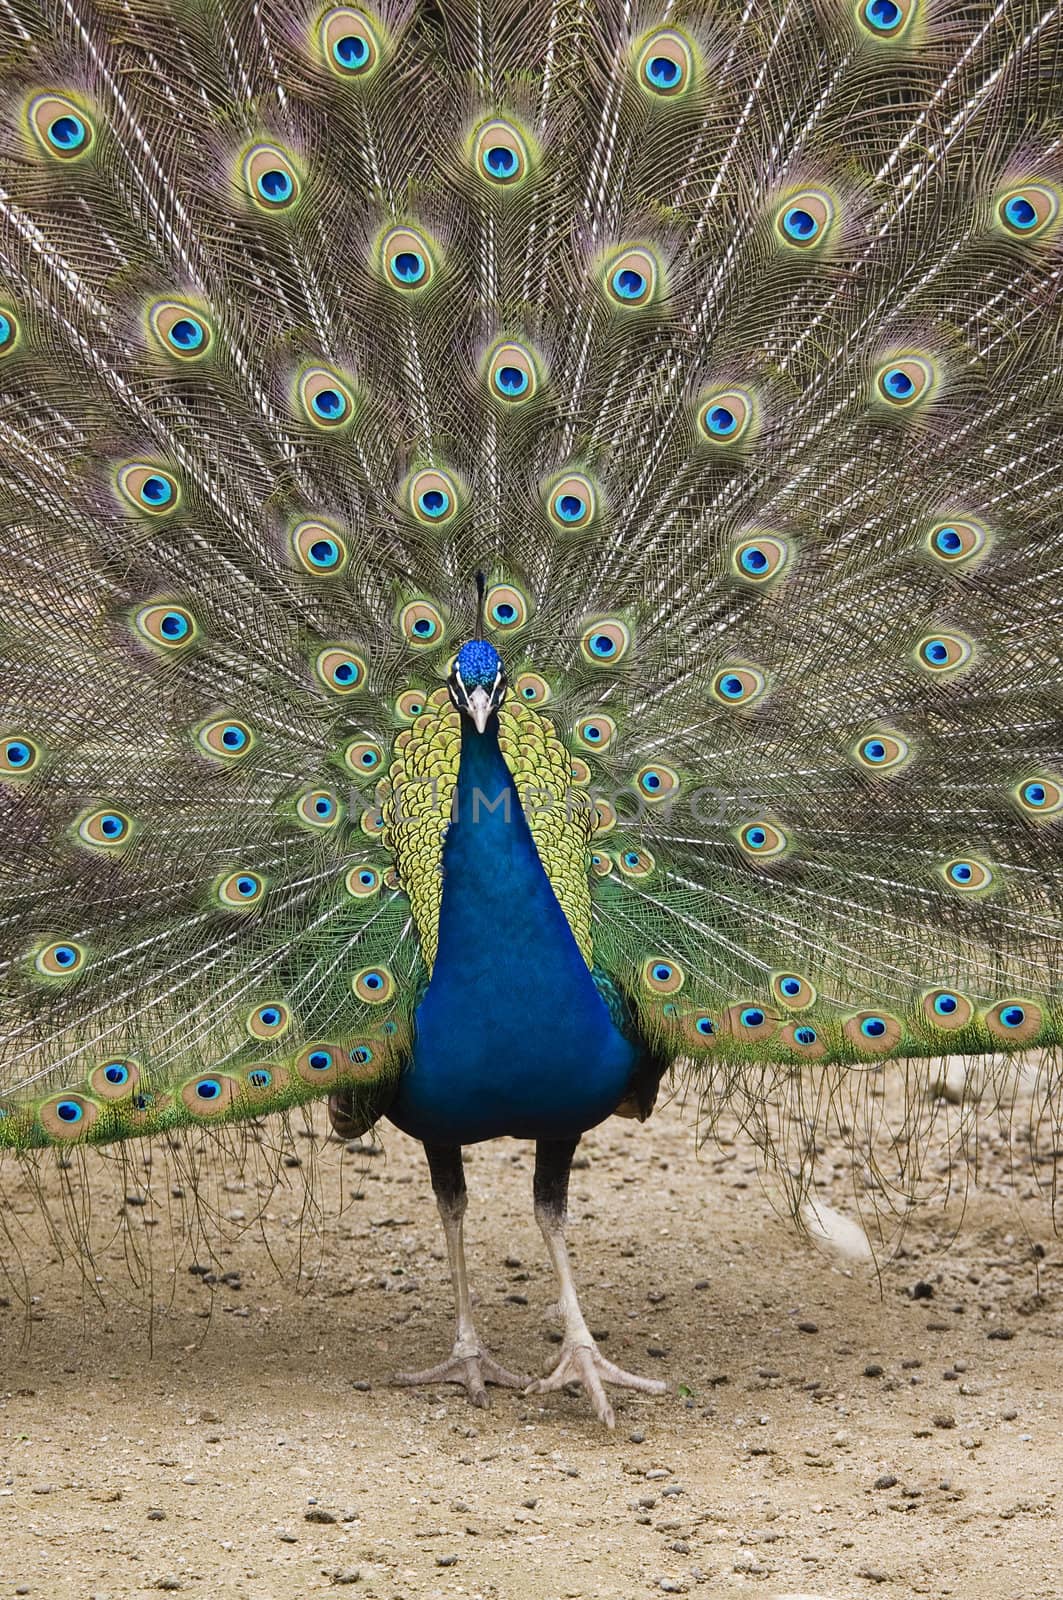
[0, 0, 1060, 1430]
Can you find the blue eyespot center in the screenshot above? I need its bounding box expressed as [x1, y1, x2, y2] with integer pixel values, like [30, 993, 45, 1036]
[925, 640, 949, 664]
[934, 994, 958, 1015]
[861, 1016, 887, 1038]
[707, 405, 736, 435]
[54, 946, 77, 967]
[865, 0, 901, 27]
[612, 267, 646, 300]
[741, 1007, 765, 1028]
[196, 1079, 221, 1100]
[236, 875, 258, 896]
[413, 617, 436, 637]
[590, 633, 616, 657]
[745, 826, 767, 848]
[652, 963, 672, 982]
[419, 489, 449, 517]
[720, 675, 744, 699]
[248, 1069, 272, 1089]
[353, 1045, 374, 1064]
[795, 1026, 817, 1045]
[496, 365, 528, 396]
[49, 114, 86, 150]
[57, 1099, 83, 1122]
[485, 145, 517, 176]
[781, 977, 802, 996]
[783, 207, 817, 240]
[863, 740, 887, 762]
[101, 813, 124, 837]
[260, 1007, 280, 1027]
[1001, 1005, 1025, 1028]
[1023, 782, 1047, 806]
[647, 55, 680, 87]
[392, 250, 425, 284]
[141, 476, 172, 505]
[309, 1049, 332, 1071]
[1004, 195, 1037, 229]
[309, 538, 340, 567]
[312, 387, 346, 419]
[695, 1016, 715, 1035]
[556, 493, 585, 522]
[740, 546, 769, 573]
[934, 527, 963, 554]
[334, 662, 356, 683]
[169, 317, 204, 350]
[258, 168, 293, 202]
[334, 33, 369, 67]
[883, 367, 914, 398]
[949, 862, 973, 883]
[314, 797, 333, 816]
[6, 741, 31, 767]
[104, 1063, 129, 1084]
[160, 611, 189, 639]
[359, 870, 375, 885]
[222, 726, 246, 750]
[492, 602, 516, 623]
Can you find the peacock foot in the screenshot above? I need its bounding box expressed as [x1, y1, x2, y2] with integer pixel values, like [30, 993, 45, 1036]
[394, 1343, 530, 1409]
[526, 1338, 668, 1429]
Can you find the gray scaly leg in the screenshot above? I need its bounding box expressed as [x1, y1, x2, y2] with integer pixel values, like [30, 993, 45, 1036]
[395, 1143, 528, 1406]
[526, 1138, 667, 1429]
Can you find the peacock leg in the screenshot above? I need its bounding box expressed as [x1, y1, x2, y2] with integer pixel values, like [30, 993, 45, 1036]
[394, 1143, 529, 1406]
[526, 1138, 668, 1429]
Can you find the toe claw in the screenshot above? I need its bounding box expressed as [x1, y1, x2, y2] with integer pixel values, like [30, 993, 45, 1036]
[528, 1338, 666, 1426]
[394, 1345, 529, 1405]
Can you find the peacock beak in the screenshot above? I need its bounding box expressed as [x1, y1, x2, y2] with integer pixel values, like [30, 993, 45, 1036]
[467, 686, 493, 733]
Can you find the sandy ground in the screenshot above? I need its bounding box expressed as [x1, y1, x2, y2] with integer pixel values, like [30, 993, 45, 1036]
[0, 1073, 1060, 1600]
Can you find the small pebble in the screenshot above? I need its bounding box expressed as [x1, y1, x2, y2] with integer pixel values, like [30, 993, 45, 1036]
[874, 1474, 898, 1490]
[154, 1581, 183, 1593]
[629, 1431, 645, 1444]
[436, 1554, 458, 1568]
[522, 1497, 537, 1509]
[933, 1413, 956, 1429]
[910, 1281, 934, 1300]
[146, 1509, 166, 1521]
[858, 1568, 890, 1584]
[305, 1508, 338, 1524]
[328, 1572, 361, 1587]
[797, 1320, 818, 1334]
[647, 1343, 669, 1358]
[863, 1363, 884, 1377]
[277, 1530, 298, 1544]
[1002, 1407, 1018, 1421]
[987, 1327, 1014, 1341]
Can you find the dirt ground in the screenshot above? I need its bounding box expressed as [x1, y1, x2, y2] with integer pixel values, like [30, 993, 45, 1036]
[0, 1069, 1060, 1600]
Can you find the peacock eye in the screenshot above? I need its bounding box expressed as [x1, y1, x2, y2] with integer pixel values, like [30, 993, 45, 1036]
[926, 518, 988, 565]
[922, 988, 973, 1029]
[292, 520, 348, 574]
[34, 940, 87, 978]
[854, 730, 910, 771]
[875, 354, 936, 408]
[90, 1058, 141, 1099]
[485, 583, 529, 632]
[941, 856, 994, 893]
[603, 247, 661, 309]
[635, 28, 694, 96]
[915, 631, 973, 675]
[408, 467, 460, 525]
[472, 117, 530, 185]
[771, 972, 816, 1009]
[697, 388, 755, 445]
[299, 366, 355, 428]
[857, 0, 915, 36]
[117, 463, 180, 516]
[77, 806, 133, 848]
[399, 599, 445, 648]
[2, 736, 41, 776]
[345, 863, 381, 897]
[247, 1002, 290, 1040]
[732, 534, 789, 584]
[487, 340, 538, 403]
[134, 603, 197, 651]
[617, 846, 654, 878]
[320, 7, 380, 76]
[843, 1010, 901, 1052]
[737, 820, 787, 858]
[642, 958, 685, 994]
[296, 787, 342, 828]
[514, 672, 550, 705]
[0, 307, 19, 355]
[149, 300, 212, 360]
[711, 665, 767, 708]
[243, 143, 300, 210]
[381, 225, 437, 291]
[28, 94, 94, 159]
[1016, 776, 1062, 817]
[344, 741, 384, 777]
[634, 762, 680, 802]
[315, 646, 367, 694]
[775, 190, 834, 248]
[996, 184, 1059, 240]
[985, 997, 1042, 1043]
[216, 870, 267, 909]
[180, 1075, 238, 1117]
[546, 472, 598, 530]
[579, 619, 631, 666]
[575, 714, 617, 752]
[353, 966, 394, 1003]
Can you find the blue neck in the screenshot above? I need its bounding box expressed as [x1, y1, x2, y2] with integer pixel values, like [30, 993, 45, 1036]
[388, 716, 636, 1144]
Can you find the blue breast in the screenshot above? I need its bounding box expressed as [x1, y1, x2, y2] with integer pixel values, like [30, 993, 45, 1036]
[387, 717, 637, 1145]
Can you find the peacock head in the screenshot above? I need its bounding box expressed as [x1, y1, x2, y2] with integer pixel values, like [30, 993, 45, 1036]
[449, 639, 507, 733]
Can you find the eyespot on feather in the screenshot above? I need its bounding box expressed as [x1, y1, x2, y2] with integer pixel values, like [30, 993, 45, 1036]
[246, 1002, 291, 1041]
[292, 519, 348, 575]
[148, 300, 212, 360]
[602, 246, 662, 309]
[295, 787, 342, 828]
[134, 603, 197, 651]
[940, 856, 995, 894]
[569, 755, 592, 786]
[732, 534, 789, 584]
[181, 1074, 239, 1118]
[242, 143, 301, 211]
[472, 116, 531, 185]
[379, 224, 437, 291]
[721, 1003, 779, 1042]
[996, 183, 1059, 240]
[352, 966, 393, 1003]
[843, 1010, 902, 1053]
[315, 646, 367, 694]
[914, 631, 973, 675]
[711, 665, 767, 709]
[574, 714, 617, 752]
[485, 583, 529, 633]
[780, 1021, 826, 1057]
[408, 468, 460, 525]
[1014, 775, 1063, 819]
[634, 763, 679, 803]
[579, 619, 631, 666]
[399, 599, 445, 649]
[642, 958, 685, 995]
[592, 799, 617, 834]
[854, 731, 910, 772]
[921, 989, 974, 1030]
[319, 7, 381, 77]
[545, 472, 598, 530]
[634, 28, 695, 96]
[298, 366, 355, 429]
[513, 672, 550, 706]
[737, 820, 788, 859]
[33, 940, 87, 979]
[589, 850, 613, 877]
[1, 735, 41, 778]
[984, 998, 1043, 1044]
[617, 846, 655, 879]
[775, 189, 835, 249]
[0, 307, 20, 357]
[486, 341, 539, 404]
[28, 93, 94, 160]
[683, 1011, 719, 1048]
[75, 806, 133, 850]
[343, 741, 384, 778]
[856, 0, 916, 39]
[117, 463, 180, 516]
[345, 863, 382, 897]
[874, 354, 936, 408]
[196, 716, 255, 761]
[772, 972, 817, 1010]
[242, 1062, 290, 1099]
[39, 1094, 98, 1140]
[697, 388, 755, 445]
[926, 518, 988, 566]
[216, 870, 267, 909]
[89, 1059, 141, 1100]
